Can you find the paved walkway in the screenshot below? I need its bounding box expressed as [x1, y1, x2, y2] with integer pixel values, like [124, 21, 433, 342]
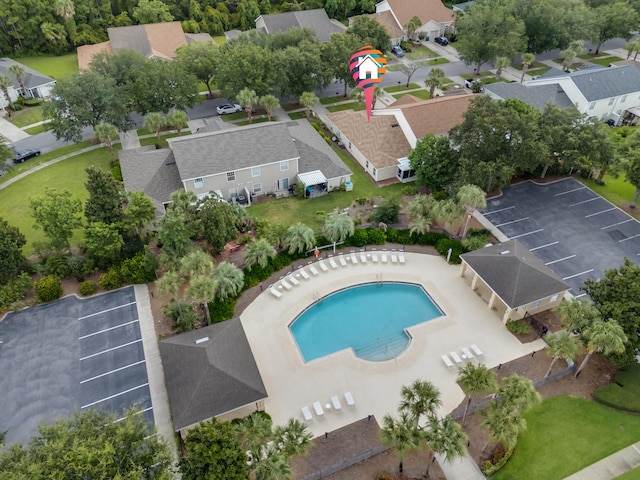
[0, 117, 29, 143]
[564, 441, 640, 480]
[437, 452, 485, 480]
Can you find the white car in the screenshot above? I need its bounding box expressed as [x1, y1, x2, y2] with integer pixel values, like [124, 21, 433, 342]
[216, 103, 243, 115]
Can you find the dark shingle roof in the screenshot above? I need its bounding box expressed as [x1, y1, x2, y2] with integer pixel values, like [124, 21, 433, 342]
[0, 58, 55, 90]
[159, 319, 267, 430]
[484, 82, 574, 112]
[460, 239, 569, 309]
[569, 65, 640, 101]
[108, 25, 153, 56]
[258, 9, 346, 42]
[288, 120, 351, 178]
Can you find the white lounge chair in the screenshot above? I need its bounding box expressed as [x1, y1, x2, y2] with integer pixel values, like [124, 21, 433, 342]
[318, 260, 329, 272]
[398, 252, 406, 264]
[471, 344, 484, 357]
[360, 251, 367, 263]
[461, 347, 474, 360]
[338, 255, 347, 267]
[344, 392, 355, 407]
[381, 250, 388, 263]
[331, 395, 342, 410]
[313, 401, 324, 416]
[391, 252, 398, 263]
[269, 286, 282, 298]
[309, 264, 319, 275]
[371, 250, 379, 262]
[441, 354, 454, 368]
[280, 279, 292, 290]
[298, 267, 310, 279]
[301, 406, 313, 421]
[287, 273, 300, 286]
[328, 256, 338, 269]
[350, 251, 358, 264]
[450, 351, 463, 364]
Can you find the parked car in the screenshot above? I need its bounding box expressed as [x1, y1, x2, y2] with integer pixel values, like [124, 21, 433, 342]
[13, 149, 41, 163]
[391, 45, 405, 57]
[434, 36, 449, 46]
[216, 104, 243, 115]
[464, 79, 483, 90]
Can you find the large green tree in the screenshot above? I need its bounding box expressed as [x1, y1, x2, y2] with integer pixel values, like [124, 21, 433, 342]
[0, 409, 173, 479]
[322, 33, 362, 96]
[409, 134, 460, 192]
[380, 412, 424, 474]
[29, 188, 83, 250]
[217, 42, 276, 98]
[285, 222, 315, 254]
[122, 191, 156, 238]
[273, 42, 328, 97]
[198, 198, 239, 254]
[134, 59, 198, 114]
[323, 213, 355, 243]
[84, 166, 124, 225]
[132, 0, 174, 23]
[158, 207, 192, 265]
[84, 221, 124, 268]
[398, 379, 442, 427]
[346, 15, 391, 53]
[544, 331, 582, 377]
[590, 1, 639, 54]
[210, 261, 244, 300]
[177, 40, 220, 96]
[0, 218, 26, 286]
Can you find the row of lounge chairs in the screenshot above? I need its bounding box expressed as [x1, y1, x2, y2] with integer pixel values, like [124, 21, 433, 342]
[441, 344, 484, 368]
[301, 392, 356, 421]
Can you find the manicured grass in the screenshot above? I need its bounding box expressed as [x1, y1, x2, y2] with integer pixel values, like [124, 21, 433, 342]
[513, 61, 548, 71]
[326, 102, 366, 113]
[494, 397, 640, 480]
[591, 56, 624, 66]
[235, 117, 272, 126]
[393, 90, 431, 100]
[385, 64, 404, 72]
[8, 105, 44, 127]
[24, 123, 52, 135]
[13, 53, 79, 80]
[0, 147, 112, 252]
[282, 103, 303, 111]
[526, 66, 552, 77]
[615, 467, 640, 479]
[221, 111, 248, 121]
[593, 363, 640, 412]
[460, 71, 492, 79]
[139, 133, 180, 148]
[578, 173, 637, 210]
[288, 111, 308, 120]
[427, 57, 449, 65]
[405, 46, 436, 61]
[247, 147, 408, 229]
[320, 96, 344, 105]
[384, 83, 421, 93]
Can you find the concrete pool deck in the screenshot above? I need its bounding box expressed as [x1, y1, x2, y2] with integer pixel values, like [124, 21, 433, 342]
[240, 252, 546, 438]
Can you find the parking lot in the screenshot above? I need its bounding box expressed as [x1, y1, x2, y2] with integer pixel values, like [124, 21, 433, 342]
[0, 286, 153, 445]
[483, 178, 640, 297]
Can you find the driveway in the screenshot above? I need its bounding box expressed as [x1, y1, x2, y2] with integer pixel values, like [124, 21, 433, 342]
[481, 178, 640, 297]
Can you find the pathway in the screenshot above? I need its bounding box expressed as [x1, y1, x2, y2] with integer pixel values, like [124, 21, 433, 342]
[0, 117, 29, 143]
[564, 441, 640, 480]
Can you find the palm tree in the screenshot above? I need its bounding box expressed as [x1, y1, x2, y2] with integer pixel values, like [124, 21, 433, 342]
[408, 194, 437, 220]
[299, 92, 319, 120]
[237, 87, 259, 122]
[499, 374, 540, 414]
[323, 213, 354, 245]
[165, 110, 189, 135]
[144, 112, 165, 144]
[561, 48, 577, 71]
[425, 68, 445, 99]
[180, 248, 212, 278]
[424, 416, 467, 477]
[273, 418, 313, 458]
[456, 184, 487, 238]
[186, 275, 217, 325]
[409, 217, 432, 236]
[494, 56, 510, 81]
[244, 238, 277, 270]
[54, 0, 75, 20]
[434, 198, 464, 232]
[266, 223, 288, 251]
[399, 379, 442, 427]
[0, 75, 13, 109]
[520, 53, 535, 83]
[235, 412, 273, 455]
[156, 270, 184, 302]
[545, 331, 582, 377]
[349, 86, 364, 104]
[556, 299, 600, 334]
[40, 22, 66, 42]
[259, 94, 280, 121]
[211, 261, 244, 300]
[404, 15, 422, 41]
[8, 64, 28, 99]
[251, 445, 291, 480]
[576, 319, 627, 377]
[457, 363, 498, 427]
[285, 222, 315, 255]
[94, 122, 120, 158]
[480, 401, 526, 452]
[380, 412, 424, 474]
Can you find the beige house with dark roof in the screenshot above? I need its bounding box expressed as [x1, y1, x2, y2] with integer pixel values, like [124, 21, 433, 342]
[77, 21, 212, 69]
[374, 0, 454, 41]
[325, 93, 474, 182]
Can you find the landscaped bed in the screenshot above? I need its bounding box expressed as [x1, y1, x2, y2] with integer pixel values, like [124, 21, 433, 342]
[593, 363, 640, 412]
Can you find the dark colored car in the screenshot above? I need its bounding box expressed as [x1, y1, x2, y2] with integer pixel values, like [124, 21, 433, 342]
[13, 149, 41, 163]
[391, 45, 405, 57]
[434, 36, 449, 46]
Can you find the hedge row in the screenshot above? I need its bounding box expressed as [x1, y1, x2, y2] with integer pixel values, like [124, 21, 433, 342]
[0, 273, 33, 311]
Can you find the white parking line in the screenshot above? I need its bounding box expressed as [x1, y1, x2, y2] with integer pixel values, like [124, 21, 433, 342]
[495, 217, 529, 228]
[529, 241, 559, 251]
[483, 205, 516, 215]
[569, 197, 599, 207]
[80, 360, 146, 384]
[511, 229, 543, 239]
[620, 233, 640, 243]
[602, 219, 634, 230]
[574, 293, 588, 298]
[556, 186, 586, 196]
[545, 255, 576, 265]
[78, 319, 139, 340]
[78, 301, 136, 320]
[79, 339, 142, 361]
[585, 207, 616, 218]
[81, 382, 149, 409]
[114, 406, 153, 423]
[563, 269, 594, 280]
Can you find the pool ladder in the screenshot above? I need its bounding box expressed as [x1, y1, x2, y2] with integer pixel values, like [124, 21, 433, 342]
[312, 292, 322, 305]
[376, 273, 383, 287]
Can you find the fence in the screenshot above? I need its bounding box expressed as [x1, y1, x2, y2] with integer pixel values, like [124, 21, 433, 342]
[523, 311, 550, 338]
[298, 446, 390, 480]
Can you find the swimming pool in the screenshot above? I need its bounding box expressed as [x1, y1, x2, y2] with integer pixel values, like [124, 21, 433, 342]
[289, 282, 443, 362]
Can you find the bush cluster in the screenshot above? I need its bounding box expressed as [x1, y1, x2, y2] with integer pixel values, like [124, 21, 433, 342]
[34, 275, 63, 302]
[480, 445, 514, 476]
[79, 280, 97, 296]
[0, 273, 33, 311]
[506, 319, 532, 335]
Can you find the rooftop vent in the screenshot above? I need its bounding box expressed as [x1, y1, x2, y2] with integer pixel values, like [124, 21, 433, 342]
[499, 250, 510, 255]
[195, 337, 209, 344]
[391, 123, 399, 127]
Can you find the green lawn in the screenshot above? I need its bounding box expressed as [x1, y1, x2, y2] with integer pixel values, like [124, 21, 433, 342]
[591, 56, 624, 66]
[384, 83, 421, 93]
[9, 105, 44, 127]
[235, 117, 272, 126]
[282, 103, 303, 111]
[578, 173, 637, 209]
[326, 102, 365, 113]
[24, 123, 52, 135]
[139, 133, 180, 148]
[615, 467, 640, 479]
[0, 147, 112, 253]
[494, 397, 640, 480]
[288, 111, 308, 120]
[426, 57, 449, 66]
[526, 66, 551, 77]
[212, 35, 226, 46]
[385, 64, 404, 72]
[393, 90, 431, 100]
[247, 147, 407, 229]
[13, 53, 79, 80]
[594, 363, 640, 412]
[405, 46, 436, 61]
[320, 96, 344, 105]
[513, 61, 548, 70]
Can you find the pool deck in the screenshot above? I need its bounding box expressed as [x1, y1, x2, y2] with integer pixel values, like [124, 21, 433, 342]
[240, 252, 546, 438]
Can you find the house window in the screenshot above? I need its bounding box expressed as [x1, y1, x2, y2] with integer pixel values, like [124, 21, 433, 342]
[589, 102, 596, 110]
[372, 168, 377, 176]
[277, 178, 289, 190]
[229, 187, 238, 198]
[194, 177, 205, 189]
[550, 294, 559, 302]
[530, 300, 541, 309]
[608, 97, 615, 106]
[253, 183, 262, 194]
[621, 95, 628, 102]
[365, 160, 369, 169]
[227, 171, 236, 182]
[251, 166, 261, 177]
[280, 161, 288, 171]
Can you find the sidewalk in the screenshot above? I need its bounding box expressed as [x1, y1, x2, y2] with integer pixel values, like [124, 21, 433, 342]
[0, 117, 29, 143]
[437, 452, 486, 480]
[564, 441, 640, 480]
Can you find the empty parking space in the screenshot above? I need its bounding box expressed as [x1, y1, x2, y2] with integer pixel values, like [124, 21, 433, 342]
[482, 178, 640, 296]
[0, 286, 154, 445]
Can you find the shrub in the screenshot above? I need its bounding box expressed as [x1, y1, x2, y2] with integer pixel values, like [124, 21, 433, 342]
[111, 163, 123, 181]
[401, 185, 418, 195]
[44, 253, 71, 278]
[120, 252, 156, 284]
[507, 319, 532, 335]
[24, 98, 43, 106]
[79, 280, 97, 296]
[462, 234, 490, 251]
[0, 273, 33, 311]
[371, 198, 400, 225]
[348, 229, 369, 247]
[435, 238, 466, 264]
[417, 231, 446, 246]
[480, 445, 514, 475]
[208, 297, 236, 324]
[67, 254, 89, 281]
[34, 275, 63, 302]
[99, 268, 122, 290]
[365, 228, 386, 245]
[163, 301, 198, 333]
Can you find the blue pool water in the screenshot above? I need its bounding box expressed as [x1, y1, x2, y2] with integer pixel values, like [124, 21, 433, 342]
[289, 282, 443, 362]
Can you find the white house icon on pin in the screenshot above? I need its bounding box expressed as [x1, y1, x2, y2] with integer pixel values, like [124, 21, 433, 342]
[356, 54, 382, 80]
